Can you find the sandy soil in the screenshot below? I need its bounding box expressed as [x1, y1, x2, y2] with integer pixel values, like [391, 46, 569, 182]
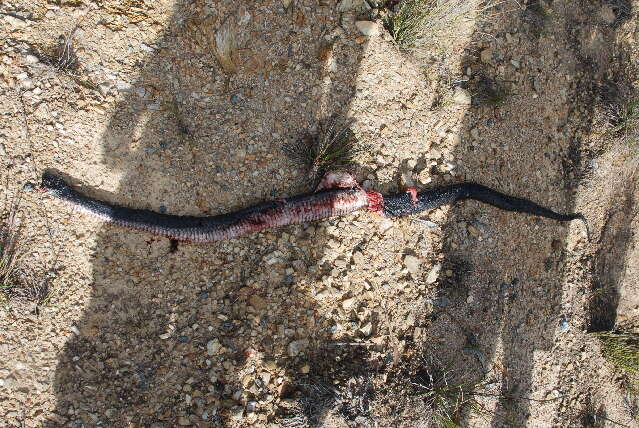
[1, 0, 639, 426]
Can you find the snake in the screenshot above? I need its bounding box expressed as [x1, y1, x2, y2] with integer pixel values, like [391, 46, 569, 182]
[40, 171, 588, 242]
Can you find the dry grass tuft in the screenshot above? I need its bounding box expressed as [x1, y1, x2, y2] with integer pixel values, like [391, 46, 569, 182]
[34, 29, 80, 74]
[383, 0, 497, 52]
[284, 116, 366, 182]
[0, 195, 23, 295]
[410, 356, 490, 426]
[0, 193, 50, 311]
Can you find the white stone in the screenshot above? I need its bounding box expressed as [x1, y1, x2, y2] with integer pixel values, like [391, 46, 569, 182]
[452, 88, 472, 105]
[207, 339, 221, 355]
[379, 218, 394, 233]
[342, 297, 357, 309]
[404, 255, 420, 274]
[426, 263, 442, 284]
[360, 322, 373, 336]
[355, 21, 379, 36]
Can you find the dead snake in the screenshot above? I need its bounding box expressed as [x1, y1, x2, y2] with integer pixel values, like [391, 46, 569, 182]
[40, 171, 587, 242]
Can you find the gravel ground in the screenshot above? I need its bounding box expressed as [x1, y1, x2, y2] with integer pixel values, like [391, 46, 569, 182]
[1, 0, 639, 427]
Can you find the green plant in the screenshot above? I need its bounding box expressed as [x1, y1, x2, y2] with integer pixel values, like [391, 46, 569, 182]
[284, 116, 366, 182]
[383, 0, 497, 51]
[592, 331, 639, 389]
[608, 100, 639, 136]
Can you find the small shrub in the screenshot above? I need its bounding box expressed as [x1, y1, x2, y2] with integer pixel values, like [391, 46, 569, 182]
[607, 100, 639, 136]
[284, 116, 366, 182]
[383, 0, 497, 52]
[592, 331, 639, 389]
[410, 356, 491, 425]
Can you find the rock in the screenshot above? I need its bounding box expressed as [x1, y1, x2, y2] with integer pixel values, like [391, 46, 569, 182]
[452, 88, 472, 105]
[480, 48, 494, 64]
[299, 364, 310, 374]
[249, 295, 267, 311]
[352, 251, 364, 265]
[246, 401, 257, 413]
[207, 339, 221, 355]
[600, 5, 616, 24]
[24, 54, 39, 64]
[404, 255, 420, 275]
[510, 59, 520, 69]
[338, 0, 357, 11]
[177, 416, 191, 426]
[401, 170, 415, 187]
[467, 224, 481, 238]
[230, 407, 244, 420]
[355, 21, 378, 36]
[140, 43, 155, 53]
[413, 219, 437, 228]
[360, 322, 373, 336]
[342, 297, 357, 309]
[115, 80, 133, 91]
[4, 14, 27, 29]
[21, 79, 34, 90]
[426, 263, 442, 284]
[287, 339, 309, 357]
[98, 82, 112, 96]
[159, 333, 171, 340]
[379, 218, 393, 233]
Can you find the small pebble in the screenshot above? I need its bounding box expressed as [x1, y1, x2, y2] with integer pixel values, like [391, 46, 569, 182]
[355, 21, 378, 36]
[426, 263, 442, 284]
[287, 339, 309, 357]
[178, 336, 189, 343]
[207, 339, 221, 355]
[452, 88, 472, 105]
[404, 255, 420, 275]
[230, 94, 239, 104]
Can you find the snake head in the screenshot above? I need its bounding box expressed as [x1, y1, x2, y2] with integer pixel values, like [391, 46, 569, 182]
[41, 171, 69, 194]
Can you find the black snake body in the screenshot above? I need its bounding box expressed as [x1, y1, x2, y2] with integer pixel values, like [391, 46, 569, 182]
[41, 171, 587, 242]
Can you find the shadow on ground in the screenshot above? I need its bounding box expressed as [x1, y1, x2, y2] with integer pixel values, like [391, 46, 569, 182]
[47, 1, 369, 426]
